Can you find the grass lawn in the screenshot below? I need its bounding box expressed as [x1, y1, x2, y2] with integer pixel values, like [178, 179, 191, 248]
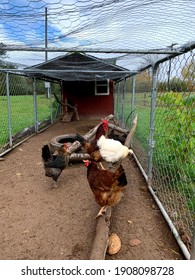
[0, 95, 53, 147]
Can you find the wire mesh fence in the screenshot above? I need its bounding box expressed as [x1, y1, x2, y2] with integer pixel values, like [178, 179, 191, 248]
[153, 51, 195, 244]
[0, 0, 195, 259]
[0, 72, 61, 155]
[115, 48, 195, 251]
[1, 0, 195, 75]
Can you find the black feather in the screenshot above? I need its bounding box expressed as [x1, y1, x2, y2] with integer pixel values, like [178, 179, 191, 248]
[42, 144, 52, 162]
[41, 144, 69, 184]
[118, 171, 128, 186]
[76, 133, 86, 144]
[44, 155, 66, 168]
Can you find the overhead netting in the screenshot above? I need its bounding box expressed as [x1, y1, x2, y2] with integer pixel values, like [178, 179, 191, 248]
[0, 0, 195, 73]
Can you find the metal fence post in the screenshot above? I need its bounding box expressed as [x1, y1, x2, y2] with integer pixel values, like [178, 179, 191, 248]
[148, 64, 158, 185]
[116, 82, 120, 122]
[33, 78, 38, 133]
[49, 84, 53, 124]
[121, 78, 126, 128]
[130, 75, 136, 126]
[6, 72, 12, 147]
[114, 83, 117, 117]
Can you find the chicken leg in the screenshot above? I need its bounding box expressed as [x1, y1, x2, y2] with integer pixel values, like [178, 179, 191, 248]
[99, 162, 105, 170]
[96, 205, 109, 218]
[52, 181, 59, 188]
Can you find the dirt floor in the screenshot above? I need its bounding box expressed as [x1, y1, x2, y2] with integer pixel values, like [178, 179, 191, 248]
[0, 119, 184, 260]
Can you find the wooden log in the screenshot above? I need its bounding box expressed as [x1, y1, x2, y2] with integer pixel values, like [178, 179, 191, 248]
[69, 153, 90, 162]
[66, 116, 137, 165]
[109, 115, 137, 169]
[108, 123, 129, 134]
[66, 114, 114, 154]
[124, 115, 138, 148]
[66, 140, 82, 154]
[89, 207, 112, 260]
[190, 220, 195, 260]
[83, 114, 114, 141]
[74, 106, 80, 121]
[90, 116, 138, 259]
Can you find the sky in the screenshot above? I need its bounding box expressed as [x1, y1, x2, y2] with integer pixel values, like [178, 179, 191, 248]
[0, 0, 195, 70]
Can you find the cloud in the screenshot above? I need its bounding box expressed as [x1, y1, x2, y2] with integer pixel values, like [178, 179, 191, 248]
[0, 0, 195, 69]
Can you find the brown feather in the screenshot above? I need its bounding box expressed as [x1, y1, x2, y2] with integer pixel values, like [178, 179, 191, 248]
[85, 161, 127, 208]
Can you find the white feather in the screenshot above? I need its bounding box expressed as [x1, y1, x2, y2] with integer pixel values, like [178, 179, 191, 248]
[97, 135, 133, 163]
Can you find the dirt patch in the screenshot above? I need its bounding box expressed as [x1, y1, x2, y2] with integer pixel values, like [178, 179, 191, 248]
[0, 120, 184, 260]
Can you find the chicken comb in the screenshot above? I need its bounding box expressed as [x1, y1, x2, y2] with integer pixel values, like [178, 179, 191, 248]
[101, 119, 108, 125]
[83, 159, 91, 167]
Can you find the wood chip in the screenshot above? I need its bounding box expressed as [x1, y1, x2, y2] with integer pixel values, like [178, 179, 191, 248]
[129, 238, 142, 247]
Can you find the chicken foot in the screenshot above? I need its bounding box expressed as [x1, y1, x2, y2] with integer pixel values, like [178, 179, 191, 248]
[99, 162, 105, 170]
[52, 181, 59, 188]
[96, 205, 109, 218]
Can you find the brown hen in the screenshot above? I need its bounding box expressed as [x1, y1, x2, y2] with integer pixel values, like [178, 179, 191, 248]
[84, 160, 128, 217]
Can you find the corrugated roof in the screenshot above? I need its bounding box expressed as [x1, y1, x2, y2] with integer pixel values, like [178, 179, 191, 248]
[26, 52, 132, 81]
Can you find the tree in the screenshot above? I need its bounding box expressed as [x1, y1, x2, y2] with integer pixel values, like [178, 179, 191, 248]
[134, 70, 152, 93]
[182, 59, 195, 92]
[0, 42, 14, 69]
[0, 42, 7, 58]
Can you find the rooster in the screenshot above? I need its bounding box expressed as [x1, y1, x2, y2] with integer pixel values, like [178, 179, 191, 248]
[97, 135, 133, 165]
[76, 119, 108, 164]
[84, 160, 128, 217]
[42, 143, 69, 187]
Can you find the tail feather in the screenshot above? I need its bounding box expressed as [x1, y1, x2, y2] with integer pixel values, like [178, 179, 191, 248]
[42, 144, 52, 163]
[115, 165, 128, 186]
[76, 133, 86, 145]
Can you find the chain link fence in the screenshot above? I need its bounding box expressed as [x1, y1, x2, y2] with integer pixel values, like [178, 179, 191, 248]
[153, 51, 195, 245]
[0, 48, 194, 258]
[0, 72, 61, 155]
[115, 48, 195, 256]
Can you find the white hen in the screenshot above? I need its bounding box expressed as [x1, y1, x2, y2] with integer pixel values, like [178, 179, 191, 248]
[97, 135, 133, 163]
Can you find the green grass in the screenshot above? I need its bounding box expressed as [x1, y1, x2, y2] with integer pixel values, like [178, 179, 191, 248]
[0, 95, 52, 147]
[120, 93, 151, 149]
[118, 92, 195, 213]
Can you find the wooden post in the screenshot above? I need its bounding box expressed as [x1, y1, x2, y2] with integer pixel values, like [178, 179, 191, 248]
[69, 153, 90, 162]
[108, 123, 129, 134]
[124, 115, 137, 147]
[89, 207, 111, 260]
[190, 220, 195, 260]
[89, 115, 137, 259]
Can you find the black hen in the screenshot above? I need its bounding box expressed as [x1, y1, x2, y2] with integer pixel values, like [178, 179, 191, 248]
[108, 129, 127, 144]
[42, 144, 69, 187]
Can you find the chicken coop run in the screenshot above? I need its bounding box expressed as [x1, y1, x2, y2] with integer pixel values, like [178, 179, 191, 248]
[0, 0, 195, 259]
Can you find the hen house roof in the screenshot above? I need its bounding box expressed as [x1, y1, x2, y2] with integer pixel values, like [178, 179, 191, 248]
[26, 52, 132, 82]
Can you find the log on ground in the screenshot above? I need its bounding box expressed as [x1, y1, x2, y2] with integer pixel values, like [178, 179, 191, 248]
[89, 207, 112, 260]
